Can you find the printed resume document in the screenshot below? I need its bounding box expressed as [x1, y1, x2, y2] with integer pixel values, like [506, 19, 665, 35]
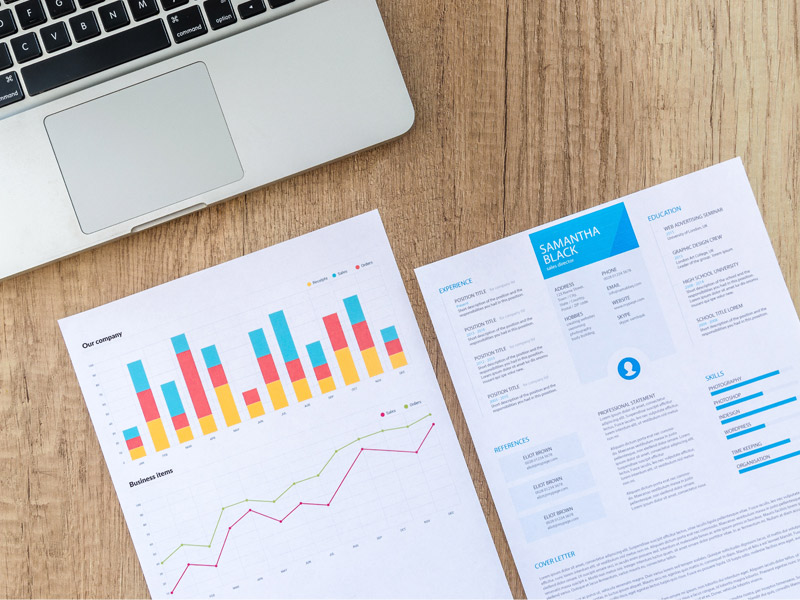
[59, 211, 511, 599]
[416, 159, 800, 598]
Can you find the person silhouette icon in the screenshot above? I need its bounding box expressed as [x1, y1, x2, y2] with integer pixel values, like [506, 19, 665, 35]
[617, 357, 641, 380]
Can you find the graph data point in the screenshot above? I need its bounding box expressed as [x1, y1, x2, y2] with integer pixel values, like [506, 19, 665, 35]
[415, 451, 419, 454]
[327, 503, 330, 506]
[228, 527, 231, 530]
[300, 502, 304, 505]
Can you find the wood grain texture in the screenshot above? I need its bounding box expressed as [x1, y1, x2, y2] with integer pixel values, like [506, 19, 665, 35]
[1, 0, 799, 597]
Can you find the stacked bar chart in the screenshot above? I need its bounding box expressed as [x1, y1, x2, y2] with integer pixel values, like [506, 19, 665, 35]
[343, 295, 384, 377]
[123, 426, 146, 460]
[127, 360, 170, 452]
[201, 345, 242, 427]
[161, 382, 194, 444]
[172, 334, 218, 435]
[248, 328, 289, 410]
[380, 326, 408, 369]
[323, 313, 360, 385]
[119, 294, 410, 456]
[269, 311, 313, 402]
[242, 389, 266, 418]
[306, 341, 336, 393]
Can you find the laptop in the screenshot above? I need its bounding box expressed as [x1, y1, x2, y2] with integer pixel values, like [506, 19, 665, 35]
[0, 0, 414, 280]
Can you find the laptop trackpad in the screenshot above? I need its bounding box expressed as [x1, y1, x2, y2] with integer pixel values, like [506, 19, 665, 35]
[45, 62, 243, 234]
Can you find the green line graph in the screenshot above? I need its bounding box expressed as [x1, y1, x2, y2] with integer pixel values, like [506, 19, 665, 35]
[160, 413, 433, 564]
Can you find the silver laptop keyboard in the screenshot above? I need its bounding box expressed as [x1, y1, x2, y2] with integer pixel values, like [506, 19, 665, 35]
[0, 0, 313, 115]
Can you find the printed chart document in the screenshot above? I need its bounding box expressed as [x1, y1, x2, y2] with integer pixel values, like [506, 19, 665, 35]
[60, 211, 511, 599]
[416, 159, 800, 599]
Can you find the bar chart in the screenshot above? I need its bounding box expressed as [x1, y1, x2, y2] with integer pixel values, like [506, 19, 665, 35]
[118, 292, 409, 457]
[713, 368, 800, 474]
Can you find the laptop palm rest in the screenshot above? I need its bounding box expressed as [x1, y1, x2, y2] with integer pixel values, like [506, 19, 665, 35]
[44, 62, 243, 234]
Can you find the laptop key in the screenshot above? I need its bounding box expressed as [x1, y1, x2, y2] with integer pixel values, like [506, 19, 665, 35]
[78, 0, 104, 7]
[0, 70, 24, 107]
[128, 0, 157, 21]
[41, 20, 70, 52]
[161, 0, 188, 11]
[0, 9, 18, 38]
[20, 18, 169, 95]
[15, 0, 46, 29]
[0, 42, 12, 69]
[69, 11, 100, 42]
[10, 31, 40, 62]
[203, 0, 234, 30]
[44, 0, 76, 19]
[236, 0, 264, 20]
[267, 0, 293, 7]
[98, 0, 128, 31]
[167, 4, 205, 43]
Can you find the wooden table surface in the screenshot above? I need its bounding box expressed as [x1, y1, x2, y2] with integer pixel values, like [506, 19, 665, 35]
[2, 1, 799, 597]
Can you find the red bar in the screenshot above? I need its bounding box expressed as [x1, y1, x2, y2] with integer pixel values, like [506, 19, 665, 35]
[172, 412, 190, 430]
[137, 389, 160, 423]
[352, 320, 375, 351]
[313, 363, 332, 381]
[285, 358, 306, 382]
[385, 338, 403, 355]
[126, 437, 143, 450]
[176, 350, 213, 419]
[257, 354, 280, 384]
[323, 314, 348, 351]
[208, 364, 228, 388]
[243, 389, 261, 406]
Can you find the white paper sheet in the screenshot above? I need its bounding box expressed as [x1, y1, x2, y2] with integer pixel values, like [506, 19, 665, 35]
[416, 159, 800, 599]
[59, 211, 511, 599]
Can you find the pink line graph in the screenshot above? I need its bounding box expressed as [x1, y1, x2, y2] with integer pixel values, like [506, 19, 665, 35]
[170, 422, 436, 594]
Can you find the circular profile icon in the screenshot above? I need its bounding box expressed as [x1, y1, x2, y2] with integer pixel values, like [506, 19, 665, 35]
[617, 357, 641, 381]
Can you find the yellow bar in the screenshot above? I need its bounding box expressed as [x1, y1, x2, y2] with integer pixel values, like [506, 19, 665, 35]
[267, 381, 289, 410]
[247, 401, 266, 419]
[198, 414, 218, 434]
[214, 384, 242, 426]
[129, 446, 146, 460]
[318, 377, 336, 394]
[389, 351, 408, 369]
[146, 418, 170, 452]
[176, 426, 194, 444]
[292, 378, 312, 402]
[334, 347, 360, 385]
[361, 346, 384, 378]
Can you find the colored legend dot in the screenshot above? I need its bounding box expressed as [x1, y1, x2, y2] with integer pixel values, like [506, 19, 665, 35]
[332, 273, 337, 278]
[380, 412, 385, 417]
[307, 282, 312, 287]
[404, 404, 409, 409]
[355, 265, 360, 270]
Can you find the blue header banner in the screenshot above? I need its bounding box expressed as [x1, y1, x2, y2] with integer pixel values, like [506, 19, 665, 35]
[529, 203, 639, 279]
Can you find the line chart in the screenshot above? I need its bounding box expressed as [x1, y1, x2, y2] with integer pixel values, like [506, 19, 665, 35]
[169, 422, 437, 594]
[160, 413, 433, 564]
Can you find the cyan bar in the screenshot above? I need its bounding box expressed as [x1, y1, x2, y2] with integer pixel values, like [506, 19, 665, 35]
[268, 311, 299, 363]
[343, 295, 366, 324]
[716, 391, 764, 411]
[201, 345, 221, 368]
[123, 426, 140, 441]
[380, 326, 399, 343]
[306, 341, 327, 368]
[733, 439, 791, 460]
[248, 329, 271, 358]
[739, 450, 800, 474]
[161, 381, 186, 418]
[721, 397, 797, 425]
[726, 424, 766, 439]
[127, 360, 150, 394]
[170, 333, 190, 354]
[711, 370, 780, 396]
